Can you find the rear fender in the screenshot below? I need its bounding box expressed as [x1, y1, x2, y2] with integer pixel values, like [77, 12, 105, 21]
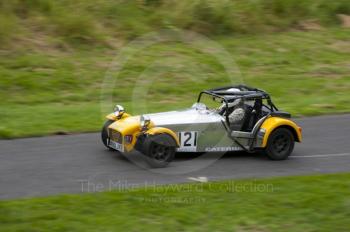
[260, 117, 302, 147]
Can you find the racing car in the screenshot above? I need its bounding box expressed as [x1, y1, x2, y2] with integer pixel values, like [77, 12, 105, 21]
[101, 85, 302, 168]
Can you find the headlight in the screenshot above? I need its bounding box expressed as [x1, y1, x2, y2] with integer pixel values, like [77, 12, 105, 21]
[140, 115, 151, 128]
[113, 105, 125, 117]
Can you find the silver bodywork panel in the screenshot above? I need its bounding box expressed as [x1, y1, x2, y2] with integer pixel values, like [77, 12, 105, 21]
[145, 106, 263, 152]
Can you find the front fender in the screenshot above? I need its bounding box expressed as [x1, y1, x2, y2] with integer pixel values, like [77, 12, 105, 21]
[145, 127, 180, 147]
[106, 112, 131, 121]
[260, 117, 302, 147]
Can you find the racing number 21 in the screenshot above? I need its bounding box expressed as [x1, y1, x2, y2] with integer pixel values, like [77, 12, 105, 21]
[178, 131, 198, 152]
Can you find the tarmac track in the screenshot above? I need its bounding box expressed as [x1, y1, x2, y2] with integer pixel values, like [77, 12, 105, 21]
[1, 114, 350, 199]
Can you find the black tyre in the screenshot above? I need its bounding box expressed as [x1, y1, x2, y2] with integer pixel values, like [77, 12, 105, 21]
[101, 120, 114, 149]
[264, 128, 294, 160]
[143, 134, 176, 168]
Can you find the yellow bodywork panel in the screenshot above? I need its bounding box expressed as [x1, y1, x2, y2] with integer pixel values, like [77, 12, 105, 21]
[106, 112, 131, 121]
[145, 127, 180, 146]
[108, 115, 142, 152]
[260, 117, 302, 147]
[107, 115, 179, 152]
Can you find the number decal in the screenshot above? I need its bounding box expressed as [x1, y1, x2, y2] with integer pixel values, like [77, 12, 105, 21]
[178, 131, 198, 152]
[183, 132, 192, 146]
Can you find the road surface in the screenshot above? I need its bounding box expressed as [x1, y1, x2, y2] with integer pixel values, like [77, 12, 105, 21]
[1, 114, 350, 199]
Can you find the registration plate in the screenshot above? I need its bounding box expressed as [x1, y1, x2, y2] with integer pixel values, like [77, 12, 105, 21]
[108, 140, 124, 152]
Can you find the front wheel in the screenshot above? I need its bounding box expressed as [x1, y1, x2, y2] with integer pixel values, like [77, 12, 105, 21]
[101, 120, 114, 149]
[264, 128, 294, 160]
[143, 134, 176, 168]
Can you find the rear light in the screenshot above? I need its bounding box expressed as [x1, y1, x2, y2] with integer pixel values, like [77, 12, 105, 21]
[298, 127, 302, 133]
[124, 135, 133, 144]
[258, 128, 266, 137]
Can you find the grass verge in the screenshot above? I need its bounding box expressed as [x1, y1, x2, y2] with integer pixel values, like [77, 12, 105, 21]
[1, 0, 349, 44]
[0, 173, 350, 231]
[0, 28, 349, 138]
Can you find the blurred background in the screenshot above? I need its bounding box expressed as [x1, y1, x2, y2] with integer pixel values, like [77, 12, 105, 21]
[0, 0, 349, 138]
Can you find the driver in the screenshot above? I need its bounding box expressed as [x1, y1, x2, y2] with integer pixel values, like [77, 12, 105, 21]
[228, 99, 245, 125]
[218, 99, 246, 126]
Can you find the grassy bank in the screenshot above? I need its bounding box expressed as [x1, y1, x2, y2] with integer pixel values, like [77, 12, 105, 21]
[1, 28, 349, 138]
[0, 0, 350, 138]
[1, 173, 350, 231]
[1, 0, 349, 45]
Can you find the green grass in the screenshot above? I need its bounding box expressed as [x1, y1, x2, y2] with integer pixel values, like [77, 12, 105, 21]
[0, 0, 350, 138]
[0, 28, 349, 138]
[1, 0, 349, 44]
[1, 173, 350, 231]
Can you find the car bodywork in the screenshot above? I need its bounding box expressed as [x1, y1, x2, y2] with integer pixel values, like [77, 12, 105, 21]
[104, 85, 302, 155]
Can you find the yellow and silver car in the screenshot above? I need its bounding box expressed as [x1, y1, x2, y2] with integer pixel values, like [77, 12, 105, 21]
[101, 85, 302, 168]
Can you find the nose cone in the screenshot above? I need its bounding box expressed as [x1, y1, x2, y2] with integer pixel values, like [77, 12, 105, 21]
[108, 116, 141, 135]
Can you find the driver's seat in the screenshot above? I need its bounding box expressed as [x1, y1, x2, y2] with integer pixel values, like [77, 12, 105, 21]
[241, 99, 262, 132]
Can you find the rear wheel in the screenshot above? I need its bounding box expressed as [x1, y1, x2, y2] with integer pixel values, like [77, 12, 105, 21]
[143, 134, 176, 168]
[264, 128, 294, 160]
[101, 120, 114, 149]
